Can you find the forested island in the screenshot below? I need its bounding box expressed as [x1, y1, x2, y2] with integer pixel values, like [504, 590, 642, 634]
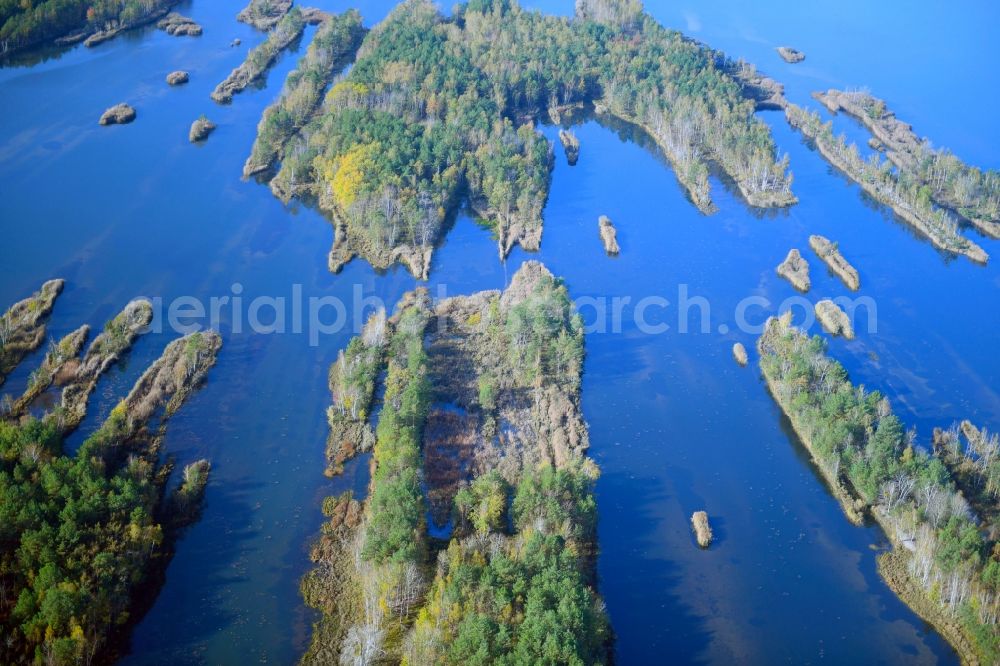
[784, 102, 988, 264]
[0, 0, 179, 55]
[303, 261, 609, 663]
[758, 314, 1000, 663]
[250, 0, 795, 279]
[0, 282, 222, 665]
[816, 89, 1000, 239]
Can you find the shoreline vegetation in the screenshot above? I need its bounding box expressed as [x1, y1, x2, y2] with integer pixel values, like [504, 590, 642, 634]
[243, 9, 366, 179]
[0, 0, 181, 56]
[776, 248, 810, 292]
[5, 324, 89, 419]
[815, 89, 1000, 240]
[598, 215, 619, 255]
[252, 0, 795, 279]
[303, 261, 609, 663]
[783, 101, 989, 264]
[809, 234, 860, 291]
[211, 7, 307, 104]
[238, 0, 294, 31]
[57, 299, 153, 432]
[0, 283, 221, 666]
[759, 314, 1000, 664]
[0, 279, 64, 386]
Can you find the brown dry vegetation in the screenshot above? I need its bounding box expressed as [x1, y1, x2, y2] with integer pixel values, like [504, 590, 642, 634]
[237, 0, 293, 30]
[815, 299, 854, 339]
[732, 342, 748, 367]
[810, 234, 860, 291]
[58, 299, 153, 432]
[691, 510, 713, 547]
[599, 215, 620, 255]
[156, 12, 201, 36]
[6, 324, 89, 418]
[0, 278, 63, 385]
[776, 248, 810, 291]
[559, 128, 580, 165]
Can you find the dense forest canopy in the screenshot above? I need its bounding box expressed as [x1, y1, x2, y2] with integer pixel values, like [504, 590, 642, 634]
[0, 288, 221, 666]
[265, 0, 795, 279]
[302, 262, 605, 663]
[0, 0, 176, 54]
[759, 315, 1000, 662]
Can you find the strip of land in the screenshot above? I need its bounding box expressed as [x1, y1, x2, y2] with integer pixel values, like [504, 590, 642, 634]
[758, 313, 999, 663]
[212, 8, 307, 104]
[816, 89, 1000, 239]
[0, 285, 221, 664]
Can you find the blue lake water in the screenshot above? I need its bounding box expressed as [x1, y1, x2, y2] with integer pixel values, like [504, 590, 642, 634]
[1, 0, 998, 663]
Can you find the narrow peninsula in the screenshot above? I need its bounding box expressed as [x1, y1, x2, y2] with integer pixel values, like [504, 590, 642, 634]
[212, 7, 306, 104]
[815, 88, 1000, 239]
[784, 102, 988, 264]
[759, 314, 1000, 663]
[0, 279, 63, 386]
[0, 285, 221, 665]
[243, 9, 366, 178]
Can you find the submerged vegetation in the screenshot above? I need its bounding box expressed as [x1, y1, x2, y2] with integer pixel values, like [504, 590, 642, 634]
[758, 314, 1000, 663]
[0, 285, 221, 665]
[303, 261, 607, 663]
[256, 0, 795, 278]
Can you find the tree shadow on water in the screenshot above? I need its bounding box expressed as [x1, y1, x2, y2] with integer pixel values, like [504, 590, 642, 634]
[597, 470, 715, 664]
[114, 476, 263, 665]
